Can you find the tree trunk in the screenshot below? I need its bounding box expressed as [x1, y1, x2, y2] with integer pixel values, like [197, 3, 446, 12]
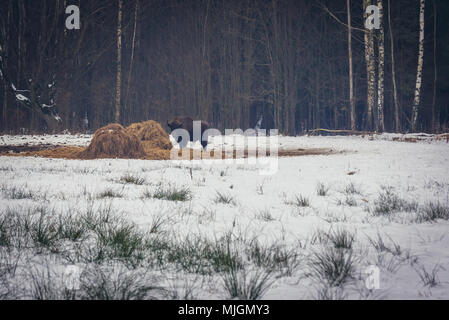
[347, 0, 355, 131]
[411, 0, 425, 132]
[388, 0, 400, 133]
[114, 0, 123, 124]
[363, 0, 376, 131]
[377, 0, 385, 132]
[1, 1, 12, 132]
[432, 0, 437, 133]
[125, 0, 139, 125]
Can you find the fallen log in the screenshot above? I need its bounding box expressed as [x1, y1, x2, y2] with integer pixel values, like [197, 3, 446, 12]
[308, 129, 375, 136]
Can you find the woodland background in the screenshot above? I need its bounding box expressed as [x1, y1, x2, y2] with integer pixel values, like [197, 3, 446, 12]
[0, 0, 448, 135]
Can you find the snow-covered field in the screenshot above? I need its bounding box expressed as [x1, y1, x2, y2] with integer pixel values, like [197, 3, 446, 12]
[0, 134, 448, 300]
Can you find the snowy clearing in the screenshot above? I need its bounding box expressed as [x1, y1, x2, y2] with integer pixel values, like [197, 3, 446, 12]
[0, 135, 448, 300]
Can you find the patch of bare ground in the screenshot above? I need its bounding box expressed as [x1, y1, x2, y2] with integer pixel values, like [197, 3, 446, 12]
[1, 145, 337, 160]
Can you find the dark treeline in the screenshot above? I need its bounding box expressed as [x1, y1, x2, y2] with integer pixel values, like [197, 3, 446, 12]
[0, 0, 448, 135]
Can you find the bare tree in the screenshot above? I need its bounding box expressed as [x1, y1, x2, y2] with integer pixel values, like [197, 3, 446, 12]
[115, 0, 123, 123]
[377, 0, 385, 132]
[432, 0, 438, 133]
[347, 0, 355, 131]
[388, 0, 400, 133]
[125, 0, 139, 124]
[411, 0, 425, 132]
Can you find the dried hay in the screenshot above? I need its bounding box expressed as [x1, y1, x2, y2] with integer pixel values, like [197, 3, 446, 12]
[78, 123, 146, 159]
[144, 148, 171, 160]
[126, 120, 172, 150]
[0, 146, 85, 159]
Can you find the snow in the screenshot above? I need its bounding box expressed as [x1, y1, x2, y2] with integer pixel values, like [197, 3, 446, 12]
[0, 134, 448, 299]
[0, 134, 92, 147]
[15, 94, 30, 102]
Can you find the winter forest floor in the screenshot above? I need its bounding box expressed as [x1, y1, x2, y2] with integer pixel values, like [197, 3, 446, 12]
[0, 133, 448, 300]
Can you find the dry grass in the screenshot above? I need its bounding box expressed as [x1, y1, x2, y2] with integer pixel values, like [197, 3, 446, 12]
[171, 147, 335, 160]
[0, 146, 85, 159]
[78, 124, 146, 160]
[126, 120, 172, 151]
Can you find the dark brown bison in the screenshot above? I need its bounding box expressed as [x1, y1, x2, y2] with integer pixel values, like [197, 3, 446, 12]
[167, 116, 210, 149]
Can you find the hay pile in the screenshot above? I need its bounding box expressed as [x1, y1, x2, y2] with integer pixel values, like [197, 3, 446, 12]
[126, 120, 172, 150]
[1, 120, 173, 160]
[125, 120, 172, 160]
[78, 123, 146, 160]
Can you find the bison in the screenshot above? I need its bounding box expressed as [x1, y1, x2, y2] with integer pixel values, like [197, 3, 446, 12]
[167, 116, 210, 149]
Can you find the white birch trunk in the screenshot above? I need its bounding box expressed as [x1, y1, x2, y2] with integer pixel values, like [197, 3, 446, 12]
[364, 0, 376, 130]
[377, 0, 385, 132]
[412, 0, 425, 132]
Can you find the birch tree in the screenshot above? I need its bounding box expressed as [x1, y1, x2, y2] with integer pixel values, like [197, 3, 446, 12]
[411, 0, 425, 132]
[432, 0, 437, 133]
[377, 0, 385, 132]
[114, 0, 123, 123]
[363, 0, 376, 130]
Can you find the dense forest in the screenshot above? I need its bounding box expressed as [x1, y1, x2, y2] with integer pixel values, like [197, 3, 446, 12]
[0, 0, 448, 135]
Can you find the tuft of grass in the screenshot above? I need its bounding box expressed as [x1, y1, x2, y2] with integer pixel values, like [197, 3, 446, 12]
[164, 276, 199, 300]
[286, 194, 310, 208]
[327, 229, 356, 250]
[30, 208, 60, 252]
[57, 213, 89, 242]
[314, 285, 347, 300]
[246, 240, 300, 276]
[344, 182, 363, 195]
[119, 174, 145, 185]
[336, 196, 358, 207]
[28, 267, 77, 300]
[372, 187, 418, 216]
[366, 233, 403, 256]
[166, 234, 243, 275]
[213, 192, 236, 206]
[151, 186, 192, 202]
[221, 267, 273, 300]
[254, 209, 275, 222]
[95, 223, 146, 265]
[5, 186, 36, 200]
[316, 183, 330, 197]
[97, 189, 123, 199]
[415, 264, 443, 288]
[309, 229, 355, 250]
[416, 202, 449, 222]
[148, 214, 169, 234]
[309, 248, 355, 287]
[79, 265, 161, 300]
[375, 253, 403, 273]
